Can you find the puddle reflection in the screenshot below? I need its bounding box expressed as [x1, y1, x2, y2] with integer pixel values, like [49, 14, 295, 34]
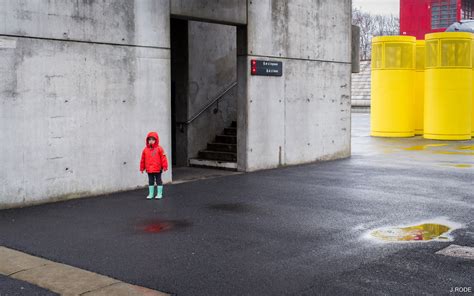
[403, 144, 448, 151]
[371, 223, 451, 242]
[137, 219, 192, 234]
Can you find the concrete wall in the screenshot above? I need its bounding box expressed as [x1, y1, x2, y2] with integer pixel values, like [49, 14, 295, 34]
[0, 0, 171, 208]
[1, 0, 354, 207]
[0, 0, 169, 48]
[187, 21, 237, 160]
[238, 0, 352, 171]
[171, 0, 247, 25]
[352, 25, 361, 74]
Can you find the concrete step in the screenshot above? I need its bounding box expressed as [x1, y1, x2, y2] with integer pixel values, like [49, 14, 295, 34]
[215, 135, 237, 144]
[189, 158, 237, 171]
[207, 143, 237, 153]
[223, 127, 237, 136]
[198, 150, 237, 162]
[352, 106, 370, 113]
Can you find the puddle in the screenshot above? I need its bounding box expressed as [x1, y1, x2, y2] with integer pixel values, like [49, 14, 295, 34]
[137, 219, 191, 234]
[371, 223, 450, 241]
[366, 218, 463, 243]
[403, 144, 448, 151]
[457, 145, 474, 151]
[207, 203, 252, 213]
[448, 164, 472, 168]
[432, 150, 474, 156]
[440, 162, 473, 168]
[453, 164, 472, 168]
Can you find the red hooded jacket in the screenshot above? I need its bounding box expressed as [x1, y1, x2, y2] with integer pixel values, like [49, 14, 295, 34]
[140, 132, 168, 173]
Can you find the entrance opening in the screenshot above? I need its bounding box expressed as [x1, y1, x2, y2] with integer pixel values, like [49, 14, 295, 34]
[170, 18, 240, 182]
[170, 18, 189, 167]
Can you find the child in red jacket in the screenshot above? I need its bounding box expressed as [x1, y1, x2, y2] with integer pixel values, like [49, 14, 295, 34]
[140, 132, 168, 199]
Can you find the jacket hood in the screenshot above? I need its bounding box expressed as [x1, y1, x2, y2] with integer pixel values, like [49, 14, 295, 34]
[146, 131, 159, 148]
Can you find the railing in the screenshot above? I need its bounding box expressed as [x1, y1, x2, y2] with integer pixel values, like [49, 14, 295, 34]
[177, 81, 237, 131]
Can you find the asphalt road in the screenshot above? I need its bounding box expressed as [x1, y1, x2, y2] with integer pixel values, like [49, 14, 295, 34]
[0, 114, 473, 295]
[0, 275, 57, 296]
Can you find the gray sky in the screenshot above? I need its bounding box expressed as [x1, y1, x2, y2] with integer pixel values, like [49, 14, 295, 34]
[353, 0, 400, 16]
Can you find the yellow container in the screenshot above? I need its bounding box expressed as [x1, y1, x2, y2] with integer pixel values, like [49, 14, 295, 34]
[371, 36, 416, 137]
[415, 40, 425, 135]
[472, 37, 474, 136]
[424, 32, 472, 140]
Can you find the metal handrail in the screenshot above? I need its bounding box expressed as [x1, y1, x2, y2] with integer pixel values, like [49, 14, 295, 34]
[177, 81, 237, 127]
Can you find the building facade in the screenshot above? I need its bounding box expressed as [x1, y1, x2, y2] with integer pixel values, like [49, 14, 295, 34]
[401, 0, 474, 39]
[0, 0, 353, 208]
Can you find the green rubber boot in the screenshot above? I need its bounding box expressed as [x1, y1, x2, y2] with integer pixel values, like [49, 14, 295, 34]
[146, 186, 154, 199]
[156, 186, 163, 199]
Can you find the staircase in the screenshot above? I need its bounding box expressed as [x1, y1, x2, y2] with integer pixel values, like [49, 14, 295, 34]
[351, 60, 371, 113]
[189, 121, 237, 170]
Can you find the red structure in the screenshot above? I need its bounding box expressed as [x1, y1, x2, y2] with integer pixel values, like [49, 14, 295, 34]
[400, 0, 474, 39]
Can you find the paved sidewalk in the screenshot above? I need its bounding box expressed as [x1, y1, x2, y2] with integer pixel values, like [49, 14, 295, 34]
[172, 167, 240, 184]
[0, 247, 168, 296]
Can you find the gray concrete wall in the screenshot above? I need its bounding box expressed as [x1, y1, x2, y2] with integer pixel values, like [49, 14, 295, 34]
[238, 0, 352, 171]
[352, 25, 361, 74]
[0, 1, 171, 208]
[187, 21, 237, 160]
[0, 0, 169, 48]
[171, 0, 247, 25]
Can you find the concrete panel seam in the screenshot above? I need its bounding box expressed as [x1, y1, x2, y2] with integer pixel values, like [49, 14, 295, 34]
[248, 54, 351, 64]
[0, 34, 171, 50]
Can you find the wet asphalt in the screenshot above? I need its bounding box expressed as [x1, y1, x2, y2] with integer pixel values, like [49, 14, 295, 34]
[0, 114, 473, 296]
[0, 275, 58, 296]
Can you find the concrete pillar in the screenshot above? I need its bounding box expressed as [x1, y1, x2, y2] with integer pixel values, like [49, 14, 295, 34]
[239, 0, 352, 172]
[352, 25, 361, 74]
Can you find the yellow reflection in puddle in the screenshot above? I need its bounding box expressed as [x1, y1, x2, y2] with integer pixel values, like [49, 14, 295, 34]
[458, 145, 474, 150]
[403, 144, 448, 151]
[453, 164, 472, 168]
[442, 163, 473, 168]
[432, 151, 474, 156]
[371, 223, 450, 242]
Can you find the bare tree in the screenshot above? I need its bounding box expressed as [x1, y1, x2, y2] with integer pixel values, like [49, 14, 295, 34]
[352, 7, 400, 60]
[374, 14, 399, 36]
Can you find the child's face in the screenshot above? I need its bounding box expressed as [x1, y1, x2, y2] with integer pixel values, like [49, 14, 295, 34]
[148, 137, 156, 145]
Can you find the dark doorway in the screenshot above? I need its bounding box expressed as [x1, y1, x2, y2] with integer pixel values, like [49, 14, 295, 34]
[170, 18, 240, 175]
[170, 18, 189, 166]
